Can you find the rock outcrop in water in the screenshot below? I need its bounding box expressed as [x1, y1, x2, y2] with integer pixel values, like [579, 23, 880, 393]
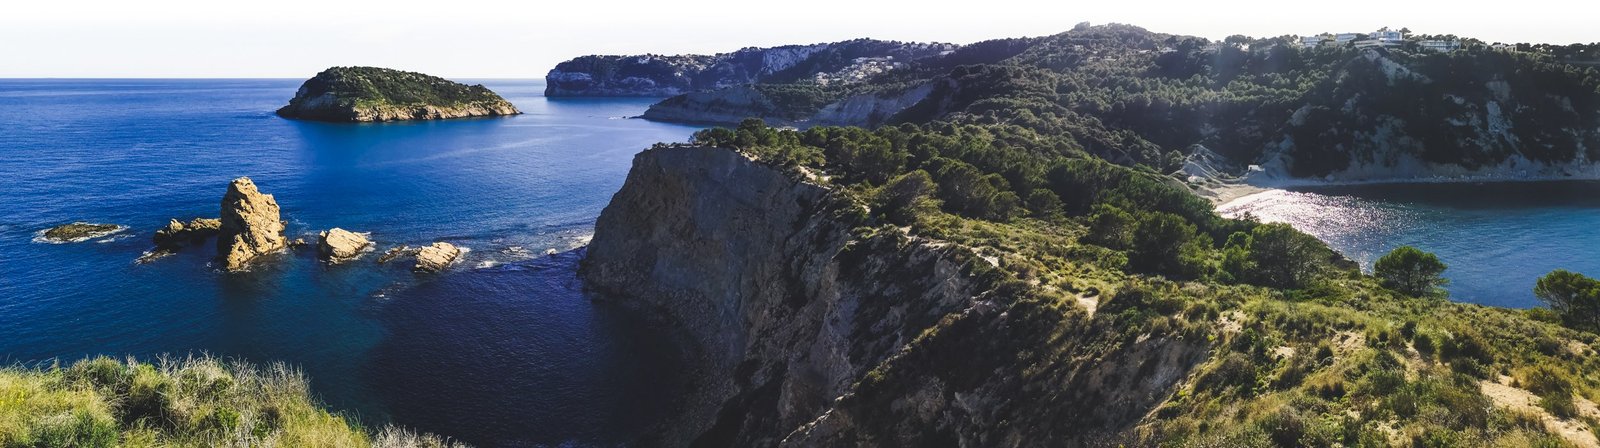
[217, 177, 287, 271]
[153, 218, 221, 250]
[581, 146, 1204, 446]
[277, 66, 520, 122]
[39, 222, 124, 243]
[413, 242, 461, 273]
[317, 228, 371, 263]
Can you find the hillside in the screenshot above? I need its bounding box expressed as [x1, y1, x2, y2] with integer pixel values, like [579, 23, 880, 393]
[581, 120, 1600, 446]
[569, 24, 1600, 181]
[544, 38, 961, 97]
[277, 66, 520, 122]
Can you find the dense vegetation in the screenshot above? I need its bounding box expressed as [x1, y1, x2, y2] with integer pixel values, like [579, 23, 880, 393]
[670, 24, 1600, 178]
[686, 117, 1600, 446]
[289, 66, 507, 109]
[0, 356, 458, 447]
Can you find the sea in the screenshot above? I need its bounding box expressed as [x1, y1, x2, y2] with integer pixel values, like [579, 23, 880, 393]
[1219, 182, 1600, 309]
[0, 78, 701, 446]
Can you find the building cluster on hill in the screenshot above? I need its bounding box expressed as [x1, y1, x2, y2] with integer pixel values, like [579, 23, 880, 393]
[1299, 29, 1462, 52]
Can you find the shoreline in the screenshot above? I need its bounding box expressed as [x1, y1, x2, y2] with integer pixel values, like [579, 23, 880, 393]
[1201, 171, 1600, 208]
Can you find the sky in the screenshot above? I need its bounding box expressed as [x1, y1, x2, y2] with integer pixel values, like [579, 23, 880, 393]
[2, 0, 1593, 78]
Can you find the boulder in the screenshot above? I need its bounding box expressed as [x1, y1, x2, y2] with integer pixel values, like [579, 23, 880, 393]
[414, 242, 462, 273]
[40, 222, 124, 242]
[318, 228, 371, 263]
[216, 177, 287, 271]
[152, 218, 221, 250]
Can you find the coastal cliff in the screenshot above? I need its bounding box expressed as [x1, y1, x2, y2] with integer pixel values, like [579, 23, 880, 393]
[581, 146, 1209, 446]
[545, 39, 957, 97]
[639, 82, 938, 128]
[276, 67, 520, 122]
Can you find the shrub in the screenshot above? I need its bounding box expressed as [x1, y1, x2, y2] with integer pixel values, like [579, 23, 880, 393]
[1374, 246, 1449, 297]
[1196, 353, 1258, 394]
[1534, 269, 1600, 332]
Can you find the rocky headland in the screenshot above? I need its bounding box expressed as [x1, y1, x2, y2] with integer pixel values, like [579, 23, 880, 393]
[544, 39, 957, 98]
[580, 146, 1204, 445]
[276, 66, 520, 122]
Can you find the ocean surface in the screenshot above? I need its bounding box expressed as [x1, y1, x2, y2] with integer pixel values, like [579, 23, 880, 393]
[0, 78, 701, 446]
[1218, 182, 1600, 309]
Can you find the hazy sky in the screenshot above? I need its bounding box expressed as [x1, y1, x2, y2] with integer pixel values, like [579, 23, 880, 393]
[2, 0, 1592, 78]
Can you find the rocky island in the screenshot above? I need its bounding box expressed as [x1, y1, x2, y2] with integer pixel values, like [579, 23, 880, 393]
[37, 222, 125, 243]
[276, 66, 520, 122]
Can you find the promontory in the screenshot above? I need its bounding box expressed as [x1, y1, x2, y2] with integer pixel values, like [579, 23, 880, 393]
[276, 66, 520, 122]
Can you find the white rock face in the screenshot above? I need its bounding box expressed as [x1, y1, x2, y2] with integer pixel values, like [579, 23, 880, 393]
[414, 242, 462, 273]
[217, 177, 286, 271]
[317, 228, 372, 263]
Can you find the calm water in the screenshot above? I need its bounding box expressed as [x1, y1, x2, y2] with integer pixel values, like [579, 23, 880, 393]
[1219, 182, 1600, 308]
[0, 79, 701, 446]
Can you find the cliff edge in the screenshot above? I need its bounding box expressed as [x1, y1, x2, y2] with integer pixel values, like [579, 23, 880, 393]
[581, 146, 1207, 446]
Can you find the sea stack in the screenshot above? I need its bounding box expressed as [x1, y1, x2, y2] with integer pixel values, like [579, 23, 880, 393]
[276, 66, 521, 122]
[318, 228, 372, 263]
[217, 177, 287, 271]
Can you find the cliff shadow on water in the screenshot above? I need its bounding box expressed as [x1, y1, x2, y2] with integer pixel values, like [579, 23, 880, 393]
[362, 250, 690, 447]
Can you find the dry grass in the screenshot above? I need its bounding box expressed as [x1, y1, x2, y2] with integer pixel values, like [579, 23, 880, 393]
[0, 355, 464, 447]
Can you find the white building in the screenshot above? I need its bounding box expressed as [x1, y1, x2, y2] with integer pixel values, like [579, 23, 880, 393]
[1335, 33, 1362, 44]
[1420, 40, 1462, 52]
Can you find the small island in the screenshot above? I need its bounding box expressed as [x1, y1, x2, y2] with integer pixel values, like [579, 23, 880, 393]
[276, 66, 520, 122]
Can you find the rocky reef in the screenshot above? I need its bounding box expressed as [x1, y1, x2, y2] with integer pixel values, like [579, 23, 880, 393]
[277, 66, 520, 122]
[153, 218, 221, 250]
[545, 39, 956, 97]
[581, 146, 1205, 445]
[217, 177, 287, 271]
[38, 222, 124, 243]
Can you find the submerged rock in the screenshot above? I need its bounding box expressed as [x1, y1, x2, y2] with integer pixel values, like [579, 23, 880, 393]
[152, 218, 221, 250]
[276, 66, 520, 122]
[413, 242, 462, 273]
[217, 177, 287, 271]
[376, 245, 416, 264]
[39, 222, 124, 243]
[318, 228, 372, 263]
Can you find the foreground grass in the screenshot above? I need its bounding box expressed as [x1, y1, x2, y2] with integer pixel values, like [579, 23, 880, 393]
[0, 355, 462, 447]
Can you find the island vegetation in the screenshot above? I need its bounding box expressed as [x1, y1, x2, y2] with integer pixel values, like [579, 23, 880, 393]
[276, 67, 520, 122]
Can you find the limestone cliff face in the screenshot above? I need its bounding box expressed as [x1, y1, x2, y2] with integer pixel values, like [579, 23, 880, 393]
[581, 147, 1208, 446]
[639, 83, 936, 128]
[277, 67, 520, 122]
[546, 39, 956, 97]
[217, 177, 286, 271]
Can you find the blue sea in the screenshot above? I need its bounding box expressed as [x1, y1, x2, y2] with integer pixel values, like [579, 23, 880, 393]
[1219, 182, 1600, 309]
[0, 79, 701, 446]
